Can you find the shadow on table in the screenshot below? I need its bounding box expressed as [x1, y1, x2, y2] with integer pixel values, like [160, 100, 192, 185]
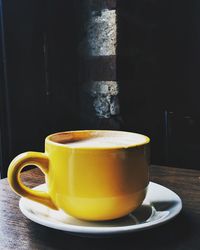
[26, 211, 195, 250]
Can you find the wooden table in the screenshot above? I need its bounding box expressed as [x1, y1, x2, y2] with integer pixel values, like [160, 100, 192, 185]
[0, 165, 200, 250]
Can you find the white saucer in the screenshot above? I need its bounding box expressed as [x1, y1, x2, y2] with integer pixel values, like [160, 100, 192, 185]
[19, 182, 182, 236]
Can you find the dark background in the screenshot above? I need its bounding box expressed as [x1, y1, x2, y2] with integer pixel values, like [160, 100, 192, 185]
[1, 0, 200, 177]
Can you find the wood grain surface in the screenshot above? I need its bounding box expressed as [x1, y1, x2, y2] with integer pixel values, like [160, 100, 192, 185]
[0, 165, 200, 250]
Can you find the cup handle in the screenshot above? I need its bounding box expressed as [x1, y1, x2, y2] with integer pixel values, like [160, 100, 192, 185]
[7, 151, 58, 210]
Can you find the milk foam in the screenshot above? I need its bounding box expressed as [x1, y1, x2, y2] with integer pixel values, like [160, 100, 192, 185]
[64, 132, 148, 148]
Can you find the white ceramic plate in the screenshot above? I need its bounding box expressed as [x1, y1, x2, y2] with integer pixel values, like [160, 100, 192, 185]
[19, 182, 182, 236]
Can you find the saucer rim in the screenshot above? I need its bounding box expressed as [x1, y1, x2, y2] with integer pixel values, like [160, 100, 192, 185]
[19, 182, 182, 235]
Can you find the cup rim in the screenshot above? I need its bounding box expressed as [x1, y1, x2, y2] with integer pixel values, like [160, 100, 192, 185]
[45, 130, 150, 150]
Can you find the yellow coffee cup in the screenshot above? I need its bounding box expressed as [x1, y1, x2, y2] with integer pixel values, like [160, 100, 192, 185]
[8, 130, 150, 221]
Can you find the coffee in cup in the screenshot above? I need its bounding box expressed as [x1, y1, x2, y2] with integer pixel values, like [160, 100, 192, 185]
[8, 130, 150, 221]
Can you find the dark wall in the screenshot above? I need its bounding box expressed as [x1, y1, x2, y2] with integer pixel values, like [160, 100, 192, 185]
[0, 0, 80, 176]
[117, 0, 165, 163]
[1, 0, 200, 177]
[117, 0, 200, 168]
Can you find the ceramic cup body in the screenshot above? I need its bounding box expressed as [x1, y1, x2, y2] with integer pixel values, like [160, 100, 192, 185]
[8, 130, 150, 221]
